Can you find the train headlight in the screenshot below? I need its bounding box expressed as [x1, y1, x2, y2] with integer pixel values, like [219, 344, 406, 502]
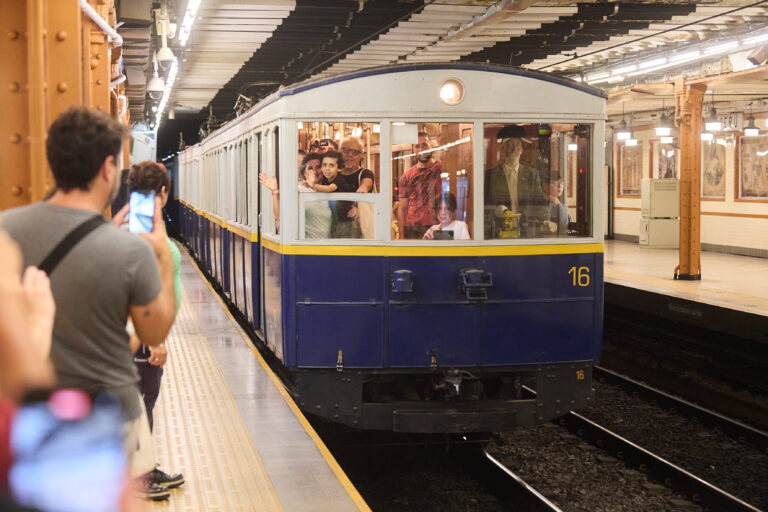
[439, 79, 464, 105]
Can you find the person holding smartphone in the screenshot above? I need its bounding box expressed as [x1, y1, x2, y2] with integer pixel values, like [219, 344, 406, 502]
[126, 161, 184, 492]
[0, 107, 178, 501]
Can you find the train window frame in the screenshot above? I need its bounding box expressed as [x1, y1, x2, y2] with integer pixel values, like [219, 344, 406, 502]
[480, 121, 596, 243]
[293, 119, 387, 242]
[390, 121, 476, 242]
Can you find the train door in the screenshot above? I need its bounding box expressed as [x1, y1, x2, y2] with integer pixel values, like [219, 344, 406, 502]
[259, 124, 283, 359]
[247, 132, 260, 329]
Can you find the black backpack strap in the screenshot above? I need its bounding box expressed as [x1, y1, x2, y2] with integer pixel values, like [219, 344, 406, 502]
[38, 215, 106, 275]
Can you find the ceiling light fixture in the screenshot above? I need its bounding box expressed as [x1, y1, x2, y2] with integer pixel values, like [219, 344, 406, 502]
[704, 93, 722, 132]
[656, 99, 672, 137]
[617, 104, 631, 141]
[178, 0, 203, 47]
[744, 103, 760, 137]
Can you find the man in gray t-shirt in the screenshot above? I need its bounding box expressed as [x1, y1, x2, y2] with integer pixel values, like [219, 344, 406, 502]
[1, 203, 162, 419]
[0, 108, 177, 496]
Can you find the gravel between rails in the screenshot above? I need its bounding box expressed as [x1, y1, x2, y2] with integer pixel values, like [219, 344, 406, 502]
[581, 379, 768, 510]
[487, 423, 699, 512]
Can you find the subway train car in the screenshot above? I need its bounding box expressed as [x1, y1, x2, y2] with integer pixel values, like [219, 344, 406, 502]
[175, 63, 606, 433]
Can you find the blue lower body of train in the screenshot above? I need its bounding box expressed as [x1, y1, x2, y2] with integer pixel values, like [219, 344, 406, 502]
[174, 201, 602, 433]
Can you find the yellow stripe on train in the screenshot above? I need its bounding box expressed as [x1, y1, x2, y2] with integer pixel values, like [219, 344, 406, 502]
[178, 201, 603, 257]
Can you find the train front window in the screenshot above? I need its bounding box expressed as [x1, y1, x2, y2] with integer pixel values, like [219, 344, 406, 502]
[295, 121, 380, 239]
[483, 123, 592, 239]
[391, 122, 474, 240]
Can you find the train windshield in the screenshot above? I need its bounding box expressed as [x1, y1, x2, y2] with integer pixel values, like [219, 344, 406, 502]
[392, 123, 474, 240]
[483, 123, 592, 240]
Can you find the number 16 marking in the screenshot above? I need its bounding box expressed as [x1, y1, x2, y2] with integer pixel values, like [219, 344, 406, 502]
[568, 266, 590, 287]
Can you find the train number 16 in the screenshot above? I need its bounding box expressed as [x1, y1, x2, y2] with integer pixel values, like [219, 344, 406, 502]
[568, 266, 590, 287]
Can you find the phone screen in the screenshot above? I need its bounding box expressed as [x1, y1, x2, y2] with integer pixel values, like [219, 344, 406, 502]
[128, 190, 155, 234]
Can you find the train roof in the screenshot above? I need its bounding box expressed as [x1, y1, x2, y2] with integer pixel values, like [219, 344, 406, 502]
[278, 62, 608, 100]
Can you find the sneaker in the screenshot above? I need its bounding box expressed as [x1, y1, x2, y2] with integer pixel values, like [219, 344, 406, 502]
[135, 480, 170, 501]
[149, 465, 185, 489]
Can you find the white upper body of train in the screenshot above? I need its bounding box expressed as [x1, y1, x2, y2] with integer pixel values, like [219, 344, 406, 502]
[177, 62, 606, 247]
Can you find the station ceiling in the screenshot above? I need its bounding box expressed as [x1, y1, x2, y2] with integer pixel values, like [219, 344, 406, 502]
[132, 0, 768, 156]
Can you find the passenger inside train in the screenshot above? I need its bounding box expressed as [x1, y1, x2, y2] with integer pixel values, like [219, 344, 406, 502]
[292, 120, 591, 241]
[397, 132, 444, 239]
[423, 192, 471, 240]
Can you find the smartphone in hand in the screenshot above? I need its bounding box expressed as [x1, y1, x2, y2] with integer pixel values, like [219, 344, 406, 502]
[128, 190, 155, 234]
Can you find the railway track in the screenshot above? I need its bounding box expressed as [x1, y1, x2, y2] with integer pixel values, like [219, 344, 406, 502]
[451, 445, 561, 511]
[594, 366, 768, 450]
[558, 412, 762, 512]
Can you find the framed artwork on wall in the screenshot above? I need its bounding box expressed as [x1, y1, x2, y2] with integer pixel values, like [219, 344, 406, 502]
[738, 135, 768, 200]
[701, 140, 726, 198]
[652, 140, 677, 179]
[619, 142, 643, 196]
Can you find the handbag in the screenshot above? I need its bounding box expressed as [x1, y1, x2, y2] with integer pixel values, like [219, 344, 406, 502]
[357, 170, 376, 239]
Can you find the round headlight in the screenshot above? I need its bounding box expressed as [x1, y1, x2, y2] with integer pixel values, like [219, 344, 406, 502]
[439, 79, 464, 105]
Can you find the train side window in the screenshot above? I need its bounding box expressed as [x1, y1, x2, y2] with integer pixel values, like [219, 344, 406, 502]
[482, 123, 592, 239]
[391, 122, 474, 241]
[293, 121, 381, 240]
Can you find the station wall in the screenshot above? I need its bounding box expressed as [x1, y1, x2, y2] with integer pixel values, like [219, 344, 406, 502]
[610, 123, 768, 258]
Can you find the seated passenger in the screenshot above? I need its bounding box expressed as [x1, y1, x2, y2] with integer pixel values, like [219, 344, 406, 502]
[423, 192, 470, 240]
[398, 132, 443, 239]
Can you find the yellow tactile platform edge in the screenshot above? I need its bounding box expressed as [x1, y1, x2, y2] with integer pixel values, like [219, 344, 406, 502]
[146, 283, 283, 512]
[181, 247, 371, 512]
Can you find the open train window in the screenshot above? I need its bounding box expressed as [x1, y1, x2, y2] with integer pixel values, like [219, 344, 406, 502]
[483, 123, 592, 239]
[293, 121, 381, 239]
[391, 122, 474, 241]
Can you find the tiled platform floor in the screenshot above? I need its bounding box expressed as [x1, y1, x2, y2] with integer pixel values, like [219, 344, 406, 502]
[605, 240, 768, 317]
[145, 248, 367, 511]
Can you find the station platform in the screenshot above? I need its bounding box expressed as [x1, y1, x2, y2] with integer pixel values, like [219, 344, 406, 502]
[146, 247, 368, 511]
[604, 240, 767, 343]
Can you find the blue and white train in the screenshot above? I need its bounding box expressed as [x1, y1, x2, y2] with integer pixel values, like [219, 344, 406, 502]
[172, 63, 606, 432]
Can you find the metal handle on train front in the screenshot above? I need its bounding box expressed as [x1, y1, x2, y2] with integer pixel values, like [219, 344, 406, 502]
[459, 268, 493, 300]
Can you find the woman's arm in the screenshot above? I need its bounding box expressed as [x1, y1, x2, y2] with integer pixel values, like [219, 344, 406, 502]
[259, 173, 281, 230]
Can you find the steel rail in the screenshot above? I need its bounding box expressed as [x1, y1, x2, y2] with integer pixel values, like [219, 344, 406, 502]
[560, 412, 762, 512]
[451, 445, 562, 512]
[595, 366, 768, 451]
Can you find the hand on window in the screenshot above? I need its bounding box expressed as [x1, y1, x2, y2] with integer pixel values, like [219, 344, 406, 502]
[258, 173, 278, 192]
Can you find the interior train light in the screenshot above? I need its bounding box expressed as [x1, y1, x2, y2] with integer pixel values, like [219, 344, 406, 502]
[297, 121, 303, 129]
[373, 124, 380, 133]
[353, 127, 362, 137]
[705, 106, 722, 131]
[568, 143, 578, 151]
[439, 79, 464, 105]
[625, 138, 638, 146]
[660, 136, 674, 144]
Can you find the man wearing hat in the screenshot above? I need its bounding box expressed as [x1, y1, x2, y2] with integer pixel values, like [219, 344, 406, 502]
[484, 125, 545, 238]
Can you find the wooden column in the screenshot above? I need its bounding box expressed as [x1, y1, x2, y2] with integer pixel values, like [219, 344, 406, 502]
[674, 80, 707, 280]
